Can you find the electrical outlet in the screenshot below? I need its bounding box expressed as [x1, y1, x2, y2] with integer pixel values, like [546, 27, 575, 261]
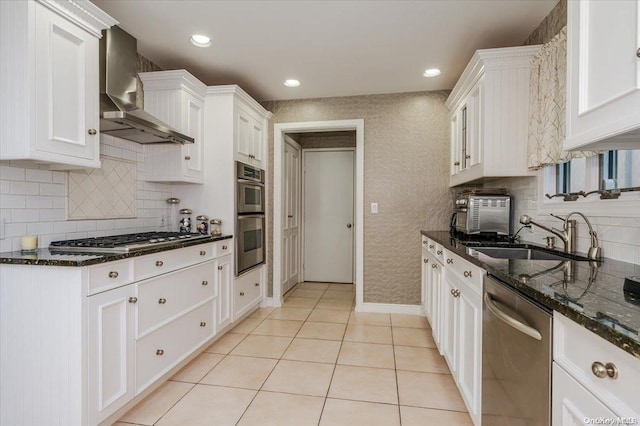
[160, 216, 166, 227]
[371, 202, 378, 214]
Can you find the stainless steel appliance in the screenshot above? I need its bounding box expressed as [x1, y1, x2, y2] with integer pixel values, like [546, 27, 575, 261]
[49, 232, 210, 254]
[454, 189, 511, 237]
[482, 275, 552, 425]
[236, 162, 266, 275]
[236, 162, 265, 214]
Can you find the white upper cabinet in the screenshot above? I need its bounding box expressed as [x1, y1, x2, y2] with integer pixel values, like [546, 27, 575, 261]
[564, 0, 640, 151]
[139, 70, 206, 183]
[445, 46, 540, 187]
[234, 103, 266, 169]
[0, 0, 116, 169]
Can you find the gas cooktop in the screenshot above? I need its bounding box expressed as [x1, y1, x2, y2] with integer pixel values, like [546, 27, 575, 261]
[49, 232, 210, 254]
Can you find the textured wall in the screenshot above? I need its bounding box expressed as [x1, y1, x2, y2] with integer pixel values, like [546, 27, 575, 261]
[136, 53, 163, 109]
[524, 0, 566, 46]
[263, 91, 453, 304]
[292, 131, 357, 149]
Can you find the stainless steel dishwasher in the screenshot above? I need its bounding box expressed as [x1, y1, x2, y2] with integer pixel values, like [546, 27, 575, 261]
[482, 274, 552, 426]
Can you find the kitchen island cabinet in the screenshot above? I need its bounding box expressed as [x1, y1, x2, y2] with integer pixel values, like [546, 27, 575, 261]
[564, 0, 640, 151]
[0, 0, 117, 169]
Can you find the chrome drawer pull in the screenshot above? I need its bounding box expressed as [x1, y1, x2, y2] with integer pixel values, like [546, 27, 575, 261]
[158, 298, 167, 304]
[431, 264, 438, 269]
[436, 250, 443, 255]
[240, 291, 245, 296]
[592, 362, 619, 379]
[428, 245, 434, 249]
[156, 349, 164, 356]
[88, 129, 97, 135]
[446, 258, 453, 264]
[464, 271, 472, 278]
[423, 258, 428, 263]
[222, 245, 227, 250]
[156, 261, 164, 267]
[255, 282, 259, 287]
[200, 250, 206, 256]
[202, 280, 208, 286]
[128, 297, 137, 304]
[218, 265, 223, 270]
[184, 155, 191, 160]
[200, 322, 206, 327]
[108, 271, 119, 278]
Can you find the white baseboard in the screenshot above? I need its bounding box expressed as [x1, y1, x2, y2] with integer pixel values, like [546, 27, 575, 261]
[355, 302, 423, 315]
[263, 297, 282, 307]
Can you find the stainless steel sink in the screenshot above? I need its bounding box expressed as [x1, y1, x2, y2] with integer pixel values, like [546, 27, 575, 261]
[469, 246, 586, 261]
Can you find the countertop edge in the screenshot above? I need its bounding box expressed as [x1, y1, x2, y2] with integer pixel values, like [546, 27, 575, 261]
[421, 230, 640, 360]
[0, 235, 234, 267]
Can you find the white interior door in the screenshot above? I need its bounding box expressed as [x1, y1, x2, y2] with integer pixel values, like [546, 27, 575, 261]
[303, 149, 354, 283]
[282, 138, 300, 295]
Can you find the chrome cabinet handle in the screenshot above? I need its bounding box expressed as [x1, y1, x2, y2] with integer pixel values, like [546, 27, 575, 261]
[465, 155, 471, 159]
[446, 258, 453, 264]
[158, 298, 167, 304]
[222, 245, 227, 250]
[184, 155, 191, 160]
[431, 264, 438, 269]
[288, 215, 293, 218]
[108, 271, 119, 278]
[347, 223, 352, 228]
[240, 291, 245, 296]
[637, 47, 640, 58]
[88, 129, 97, 135]
[422, 241, 427, 245]
[156, 260, 164, 267]
[255, 282, 260, 287]
[202, 280, 208, 286]
[454, 161, 460, 166]
[200, 250, 206, 255]
[156, 349, 164, 356]
[200, 322, 206, 327]
[592, 362, 618, 379]
[423, 258, 428, 263]
[128, 297, 137, 303]
[428, 245, 434, 249]
[484, 293, 542, 340]
[464, 271, 472, 278]
[436, 250, 442, 255]
[218, 265, 223, 270]
[453, 289, 460, 297]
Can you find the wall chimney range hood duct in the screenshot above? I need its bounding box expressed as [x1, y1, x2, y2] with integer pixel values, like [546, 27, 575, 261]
[99, 26, 194, 145]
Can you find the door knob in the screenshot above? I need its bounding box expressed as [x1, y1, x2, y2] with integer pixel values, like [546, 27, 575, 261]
[346, 223, 352, 228]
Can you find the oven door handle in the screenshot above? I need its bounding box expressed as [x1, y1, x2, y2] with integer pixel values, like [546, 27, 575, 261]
[237, 214, 265, 219]
[484, 293, 542, 340]
[237, 178, 265, 187]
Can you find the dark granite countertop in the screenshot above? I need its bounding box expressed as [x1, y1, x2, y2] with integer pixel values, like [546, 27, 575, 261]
[0, 235, 233, 267]
[422, 230, 640, 360]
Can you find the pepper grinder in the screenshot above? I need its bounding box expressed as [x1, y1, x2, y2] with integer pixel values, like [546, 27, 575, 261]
[179, 208, 192, 233]
[196, 215, 209, 235]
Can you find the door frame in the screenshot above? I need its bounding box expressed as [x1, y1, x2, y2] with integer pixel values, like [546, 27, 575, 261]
[301, 147, 356, 284]
[273, 119, 364, 309]
[282, 135, 301, 295]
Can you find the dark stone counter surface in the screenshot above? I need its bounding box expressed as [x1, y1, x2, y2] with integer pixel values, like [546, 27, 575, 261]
[0, 235, 233, 267]
[422, 230, 640, 359]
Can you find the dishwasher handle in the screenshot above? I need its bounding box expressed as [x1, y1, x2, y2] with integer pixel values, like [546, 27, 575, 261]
[484, 293, 543, 340]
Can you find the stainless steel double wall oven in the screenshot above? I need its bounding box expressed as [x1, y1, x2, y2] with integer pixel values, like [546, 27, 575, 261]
[236, 162, 265, 275]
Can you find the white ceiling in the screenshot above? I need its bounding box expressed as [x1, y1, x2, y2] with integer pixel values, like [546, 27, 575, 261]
[92, 0, 559, 102]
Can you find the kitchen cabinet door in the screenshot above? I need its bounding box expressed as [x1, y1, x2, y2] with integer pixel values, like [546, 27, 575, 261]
[441, 269, 459, 375]
[217, 254, 233, 329]
[88, 284, 136, 425]
[565, 0, 640, 151]
[429, 259, 443, 351]
[553, 363, 617, 426]
[422, 253, 431, 321]
[234, 106, 265, 169]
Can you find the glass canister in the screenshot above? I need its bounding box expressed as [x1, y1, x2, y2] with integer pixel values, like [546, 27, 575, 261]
[179, 208, 192, 233]
[210, 219, 222, 237]
[196, 215, 209, 235]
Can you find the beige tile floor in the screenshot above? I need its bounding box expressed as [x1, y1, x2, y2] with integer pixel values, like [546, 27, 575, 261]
[116, 282, 472, 426]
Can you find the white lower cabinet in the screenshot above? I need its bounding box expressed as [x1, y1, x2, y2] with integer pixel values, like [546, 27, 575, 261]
[421, 238, 483, 426]
[234, 265, 264, 319]
[217, 254, 233, 329]
[88, 284, 136, 425]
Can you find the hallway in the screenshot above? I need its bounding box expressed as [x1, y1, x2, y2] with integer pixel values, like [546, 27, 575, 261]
[115, 282, 472, 425]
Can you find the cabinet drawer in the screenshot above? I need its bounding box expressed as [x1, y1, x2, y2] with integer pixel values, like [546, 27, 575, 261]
[234, 266, 263, 318]
[443, 250, 484, 293]
[137, 261, 216, 337]
[134, 243, 214, 281]
[215, 239, 233, 256]
[136, 300, 215, 394]
[554, 313, 640, 417]
[88, 259, 134, 295]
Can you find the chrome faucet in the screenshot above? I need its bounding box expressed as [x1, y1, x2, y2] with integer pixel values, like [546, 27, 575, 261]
[519, 212, 602, 260]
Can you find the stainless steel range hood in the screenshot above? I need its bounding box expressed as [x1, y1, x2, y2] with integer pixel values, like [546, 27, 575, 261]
[99, 26, 194, 145]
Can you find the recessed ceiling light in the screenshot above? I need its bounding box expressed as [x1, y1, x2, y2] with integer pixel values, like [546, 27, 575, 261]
[190, 34, 212, 48]
[423, 68, 441, 77]
[284, 79, 301, 87]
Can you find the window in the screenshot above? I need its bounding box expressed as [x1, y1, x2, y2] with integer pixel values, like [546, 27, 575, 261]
[546, 149, 640, 198]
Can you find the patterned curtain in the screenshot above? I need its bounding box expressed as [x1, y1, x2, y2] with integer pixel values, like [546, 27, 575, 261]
[527, 26, 597, 169]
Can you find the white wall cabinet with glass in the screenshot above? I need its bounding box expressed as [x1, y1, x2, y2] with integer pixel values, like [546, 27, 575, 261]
[445, 46, 540, 187]
[564, 0, 640, 151]
[552, 313, 640, 424]
[0, 0, 116, 169]
[139, 70, 206, 183]
[421, 237, 484, 426]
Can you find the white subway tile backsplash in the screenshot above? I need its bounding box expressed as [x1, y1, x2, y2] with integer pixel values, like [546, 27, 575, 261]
[40, 209, 66, 222]
[53, 221, 77, 234]
[25, 169, 52, 183]
[5, 223, 26, 238]
[76, 220, 97, 232]
[1, 195, 26, 208]
[0, 180, 10, 194]
[0, 166, 25, 181]
[10, 181, 39, 195]
[27, 222, 54, 235]
[52, 171, 66, 184]
[39, 183, 66, 197]
[10, 209, 40, 223]
[26, 196, 53, 209]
